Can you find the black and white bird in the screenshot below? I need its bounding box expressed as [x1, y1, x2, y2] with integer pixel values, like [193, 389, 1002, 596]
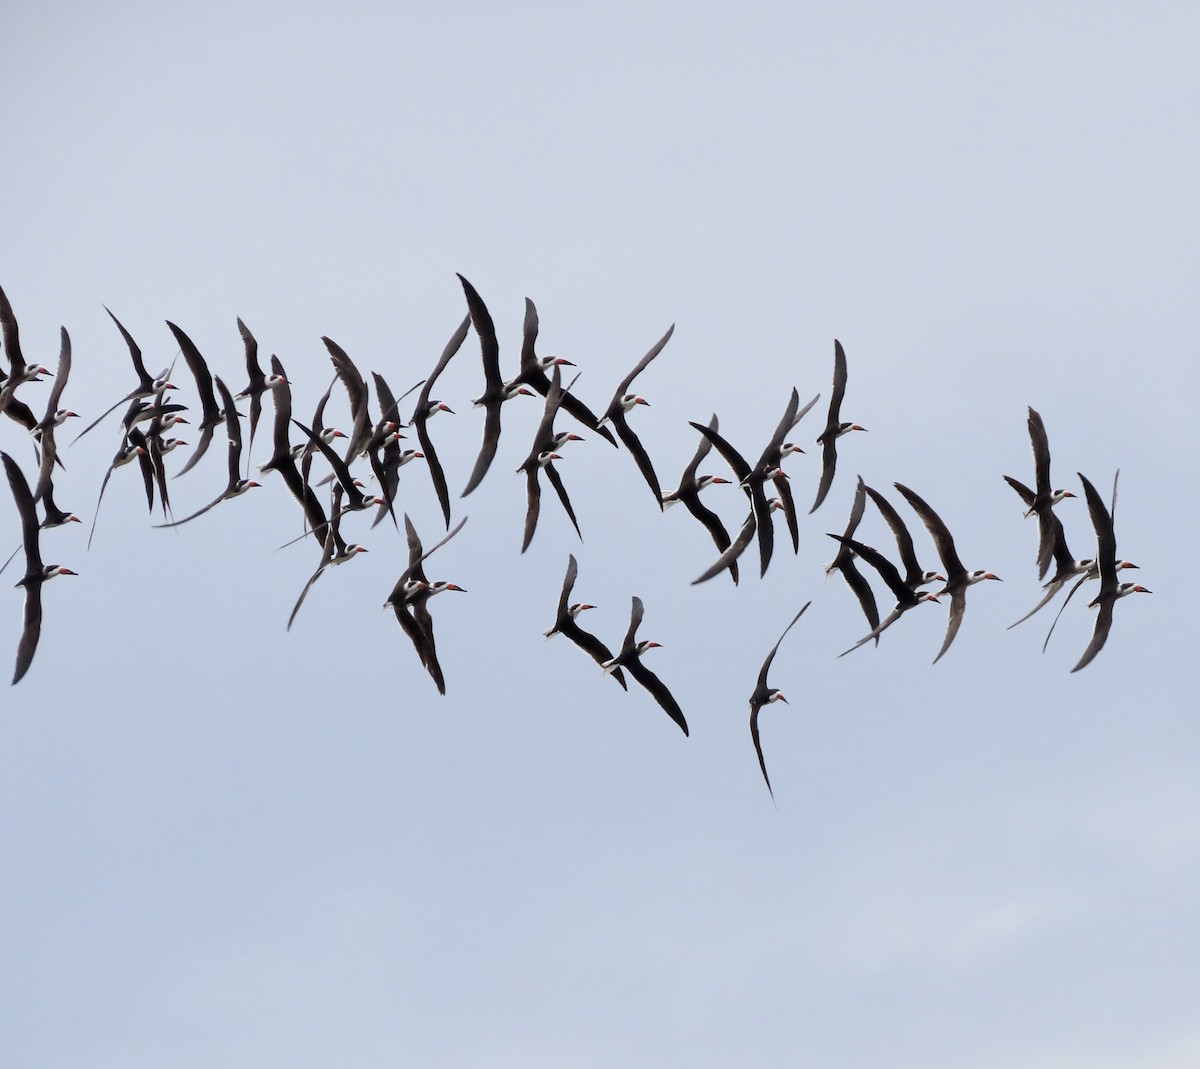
[597, 324, 674, 507]
[0, 285, 52, 428]
[543, 554, 627, 689]
[3, 452, 76, 685]
[1069, 472, 1151, 672]
[458, 274, 533, 497]
[512, 298, 614, 444]
[411, 315, 468, 528]
[286, 485, 368, 631]
[32, 327, 76, 504]
[258, 355, 330, 544]
[894, 482, 1001, 663]
[385, 515, 469, 694]
[1003, 475, 1128, 630]
[601, 596, 688, 736]
[1004, 406, 1076, 580]
[810, 339, 866, 514]
[166, 320, 224, 479]
[661, 415, 737, 583]
[1037, 471, 1140, 651]
[748, 602, 810, 800]
[233, 318, 287, 463]
[518, 365, 583, 553]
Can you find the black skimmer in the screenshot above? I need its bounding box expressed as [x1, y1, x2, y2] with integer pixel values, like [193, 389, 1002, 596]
[385, 515, 469, 694]
[411, 315, 468, 529]
[286, 485, 368, 631]
[3, 452, 76, 684]
[0, 467, 81, 579]
[233, 318, 286, 463]
[1005, 407, 1076, 580]
[71, 307, 175, 446]
[543, 554, 628, 689]
[748, 602, 810, 800]
[31, 328, 75, 504]
[894, 482, 1001, 663]
[513, 298, 615, 444]
[602, 596, 688, 736]
[827, 533, 942, 655]
[1068, 472, 1151, 672]
[0, 285, 52, 418]
[810, 340, 866, 514]
[1004, 475, 1101, 629]
[38, 478, 81, 532]
[1037, 471, 1137, 650]
[661, 415, 738, 584]
[166, 321, 224, 479]
[518, 365, 583, 553]
[690, 389, 820, 582]
[258, 354, 329, 544]
[155, 378, 260, 527]
[597, 324, 674, 508]
[458, 274, 534, 497]
[825, 478, 881, 639]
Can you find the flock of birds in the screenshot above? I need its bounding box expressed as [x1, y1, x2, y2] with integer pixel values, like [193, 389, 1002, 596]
[0, 277, 1152, 797]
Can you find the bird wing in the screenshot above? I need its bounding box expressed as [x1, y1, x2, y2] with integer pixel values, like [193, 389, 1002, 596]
[1027, 407, 1052, 498]
[2, 452, 42, 573]
[774, 471, 800, 552]
[555, 553, 579, 622]
[1042, 573, 1091, 653]
[868, 484, 921, 585]
[13, 578, 43, 685]
[543, 462, 582, 542]
[625, 658, 689, 736]
[692, 511, 755, 586]
[606, 323, 674, 409]
[1079, 472, 1117, 593]
[756, 602, 811, 691]
[826, 533, 909, 602]
[931, 589, 967, 664]
[689, 420, 752, 486]
[415, 315, 470, 527]
[894, 482, 966, 581]
[521, 467, 543, 554]
[611, 409, 663, 507]
[621, 595, 645, 655]
[682, 495, 738, 585]
[749, 702, 774, 799]
[167, 321, 221, 477]
[1070, 597, 1116, 673]
[809, 434, 839, 514]
[462, 400, 502, 498]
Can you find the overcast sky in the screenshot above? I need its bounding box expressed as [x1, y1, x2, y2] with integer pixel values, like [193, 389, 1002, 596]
[2, 3, 1197, 1066]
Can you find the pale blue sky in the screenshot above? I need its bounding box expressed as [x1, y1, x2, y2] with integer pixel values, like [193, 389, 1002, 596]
[2, 3, 1196, 1066]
